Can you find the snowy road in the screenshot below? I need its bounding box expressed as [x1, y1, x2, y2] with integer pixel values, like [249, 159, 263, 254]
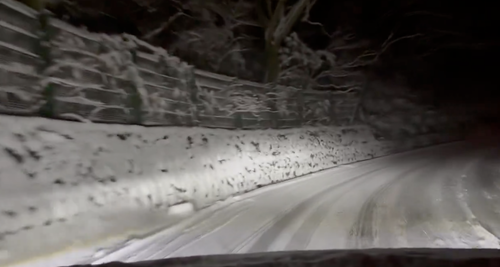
[91, 142, 500, 264]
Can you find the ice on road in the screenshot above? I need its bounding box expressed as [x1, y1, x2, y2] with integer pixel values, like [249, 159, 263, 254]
[93, 142, 500, 264]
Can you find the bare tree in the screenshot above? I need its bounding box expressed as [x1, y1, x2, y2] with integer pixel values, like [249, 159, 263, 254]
[256, 0, 317, 83]
[275, 25, 425, 125]
[155, 0, 257, 79]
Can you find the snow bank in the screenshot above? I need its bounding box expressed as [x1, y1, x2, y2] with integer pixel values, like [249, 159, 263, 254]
[0, 115, 398, 265]
[0, 115, 389, 230]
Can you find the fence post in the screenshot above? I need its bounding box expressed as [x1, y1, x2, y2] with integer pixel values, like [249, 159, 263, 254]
[37, 9, 54, 118]
[228, 79, 244, 129]
[328, 92, 337, 125]
[296, 88, 304, 126]
[267, 84, 279, 128]
[234, 113, 244, 129]
[185, 66, 199, 127]
[350, 81, 368, 125]
[128, 46, 143, 124]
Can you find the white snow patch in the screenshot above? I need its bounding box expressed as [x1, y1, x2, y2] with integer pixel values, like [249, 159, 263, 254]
[167, 202, 195, 217]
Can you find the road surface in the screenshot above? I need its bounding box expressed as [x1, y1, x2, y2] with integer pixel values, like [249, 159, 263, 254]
[87, 142, 500, 264]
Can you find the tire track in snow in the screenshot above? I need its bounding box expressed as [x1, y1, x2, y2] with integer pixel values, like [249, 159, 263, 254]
[347, 160, 434, 249]
[152, 181, 306, 259]
[105, 164, 370, 261]
[453, 159, 500, 248]
[460, 150, 500, 243]
[231, 162, 392, 254]
[158, 205, 251, 258]
[119, 199, 254, 262]
[389, 157, 451, 248]
[246, 166, 388, 253]
[147, 202, 252, 260]
[89, 143, 500, 264]
[421, 147, 500, 249]
[283, 175, 369, 251]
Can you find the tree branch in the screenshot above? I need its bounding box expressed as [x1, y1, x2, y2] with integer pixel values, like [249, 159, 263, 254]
[273, 0, 311, 45]
[142, 11, 187, 40]
[265, 0, 287, 42]
[342, 32, 423, 68]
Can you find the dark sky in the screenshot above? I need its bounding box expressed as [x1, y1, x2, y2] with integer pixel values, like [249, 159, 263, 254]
[300, 0, 500, 113]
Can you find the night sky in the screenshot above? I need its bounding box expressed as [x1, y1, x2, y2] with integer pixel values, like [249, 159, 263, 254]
[302, 0, 500, 110]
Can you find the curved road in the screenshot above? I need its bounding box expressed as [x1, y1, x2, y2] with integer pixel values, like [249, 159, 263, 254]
[92, 142, 500, 264]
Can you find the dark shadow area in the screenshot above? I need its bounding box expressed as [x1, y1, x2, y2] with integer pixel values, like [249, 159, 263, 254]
[66, 248, 500, 267]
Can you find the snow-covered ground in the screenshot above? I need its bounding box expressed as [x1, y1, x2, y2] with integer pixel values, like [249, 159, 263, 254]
[86, 142, 500, 263]
[81, 142, 500, 265]
[10, 140, 500, 267]
[0, 114, 409, 266]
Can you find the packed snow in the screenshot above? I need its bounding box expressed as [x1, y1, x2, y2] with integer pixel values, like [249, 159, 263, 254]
[81, 142, 500, 265]
[12, 141, 500, 267]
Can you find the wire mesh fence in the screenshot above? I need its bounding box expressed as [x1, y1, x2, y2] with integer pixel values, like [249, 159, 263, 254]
[0, 0, 360, 129]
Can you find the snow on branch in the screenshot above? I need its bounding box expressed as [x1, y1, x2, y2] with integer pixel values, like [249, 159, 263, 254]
[198, 82, 269, 117]
[274, 25, 423, 97]
[197, 80, 298, 118]
[142, 11, 189, 40]
[168, 0, 253, 78]
[276, 32, 362, 95]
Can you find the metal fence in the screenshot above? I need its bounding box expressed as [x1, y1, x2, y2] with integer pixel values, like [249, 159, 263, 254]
[0, 0, 360, 129]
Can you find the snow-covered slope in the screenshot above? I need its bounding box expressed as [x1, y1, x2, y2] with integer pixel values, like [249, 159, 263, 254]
[0, 114, 458, 266]
[0, 115, 391, 265]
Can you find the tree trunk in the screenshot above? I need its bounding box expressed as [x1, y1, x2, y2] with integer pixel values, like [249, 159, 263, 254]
[264, 41, 280, 83]
[350, 80, 368, 124]
[19, 0, 44, 10]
